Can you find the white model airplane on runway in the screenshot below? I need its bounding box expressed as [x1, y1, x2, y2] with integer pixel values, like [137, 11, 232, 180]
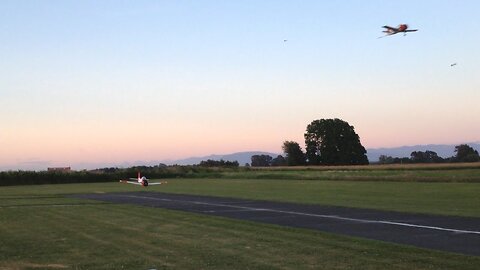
[119, 172, 166, 187]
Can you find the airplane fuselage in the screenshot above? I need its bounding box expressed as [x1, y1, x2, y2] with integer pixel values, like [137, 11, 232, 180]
[382, 24, 418, 36]
[119, 172, 165, 186]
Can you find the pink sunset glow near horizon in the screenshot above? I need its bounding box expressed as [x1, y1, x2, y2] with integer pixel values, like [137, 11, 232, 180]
[1, 1, 479, 170]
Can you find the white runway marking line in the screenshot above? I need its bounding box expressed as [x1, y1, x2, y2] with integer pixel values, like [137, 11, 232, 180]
[121, 195, 480, 235]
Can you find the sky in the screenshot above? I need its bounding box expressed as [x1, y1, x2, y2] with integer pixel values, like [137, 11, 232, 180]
[1, 0, 479, 170]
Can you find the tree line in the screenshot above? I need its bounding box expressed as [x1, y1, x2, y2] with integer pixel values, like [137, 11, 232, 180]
[0, 165, 239, 186]
[251, 118, 369, 166]
[3, 118, 477, 184]
[249, 118, 479, 167]
[198, 159, 239, 167]
[378, 144, 480, 164]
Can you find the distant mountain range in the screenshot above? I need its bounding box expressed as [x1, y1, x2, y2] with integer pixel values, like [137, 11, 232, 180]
[8, 143, 477, 171]
[164, 143, 480, 165]
[165, 151, 280, 166]
[366, 142, 480, 162]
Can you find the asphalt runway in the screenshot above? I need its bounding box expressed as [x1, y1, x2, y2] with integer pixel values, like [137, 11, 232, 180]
[72, 192, 480, 256]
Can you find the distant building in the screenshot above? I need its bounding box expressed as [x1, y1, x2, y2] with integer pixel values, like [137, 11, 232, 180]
[47, 167, 72, 172]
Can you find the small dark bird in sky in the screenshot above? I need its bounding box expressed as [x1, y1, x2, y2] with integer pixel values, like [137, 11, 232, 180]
[283, 39, 288, 42]
[450, 63, 457, 67]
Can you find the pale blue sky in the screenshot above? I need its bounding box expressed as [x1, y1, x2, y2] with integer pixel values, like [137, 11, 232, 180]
[1, 1, 479, 170]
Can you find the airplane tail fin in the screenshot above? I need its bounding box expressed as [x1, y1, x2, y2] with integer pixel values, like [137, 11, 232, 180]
[138, 172, 141, 180]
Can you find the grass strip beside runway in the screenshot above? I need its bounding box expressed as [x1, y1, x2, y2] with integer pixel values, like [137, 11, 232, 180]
[1, 196, 479, 269]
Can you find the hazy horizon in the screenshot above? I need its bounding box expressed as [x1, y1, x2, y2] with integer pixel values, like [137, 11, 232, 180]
[3, 142, 480, 171]
[1, 1, 479, 170]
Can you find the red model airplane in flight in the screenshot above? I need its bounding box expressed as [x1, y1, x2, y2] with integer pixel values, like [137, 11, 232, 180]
[380, 24, 418, 38]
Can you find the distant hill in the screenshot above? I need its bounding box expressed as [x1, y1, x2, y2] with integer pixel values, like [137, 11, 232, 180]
[166, 151, 280, 166]
[166, 144, 480, 165]
[366, 143, 480, 162]
[72, 143, 480, 170]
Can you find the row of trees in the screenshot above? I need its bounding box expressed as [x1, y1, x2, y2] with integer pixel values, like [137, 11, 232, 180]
[250, 118, 479, 167]
[379, 144, 480, 164]
[198, 159, 239, 167]
[251, 118, 369, 166]
[0, 165, 238, 186]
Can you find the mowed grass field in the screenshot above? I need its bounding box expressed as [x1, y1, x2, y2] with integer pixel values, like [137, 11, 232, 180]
[1, 166, 480, 269]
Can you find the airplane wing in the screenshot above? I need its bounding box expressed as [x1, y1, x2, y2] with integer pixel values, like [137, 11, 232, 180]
[404, 29, 418, 32]
[148, 181, 168, 185]
[129, 178, 138, 180]
[382, 25, 397, 30]
[119, 180, 142, 185]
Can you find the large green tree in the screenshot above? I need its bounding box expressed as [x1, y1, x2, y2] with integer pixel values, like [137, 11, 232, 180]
[304, 118, 369, 165]
[282, 141, 306, 166]
[410, 150, 444, 163]
[250, 154, 273, 167]
[453, 144, 480, 162]
[271, 155, 287, 166]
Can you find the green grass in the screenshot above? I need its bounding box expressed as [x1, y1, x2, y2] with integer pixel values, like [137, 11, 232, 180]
[221, 167, 480, 182]
[156, 179, 480, 218]
[1, 198, 479, 270]
[1, 178, 479, 217]
[1, 173, 479, 269]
